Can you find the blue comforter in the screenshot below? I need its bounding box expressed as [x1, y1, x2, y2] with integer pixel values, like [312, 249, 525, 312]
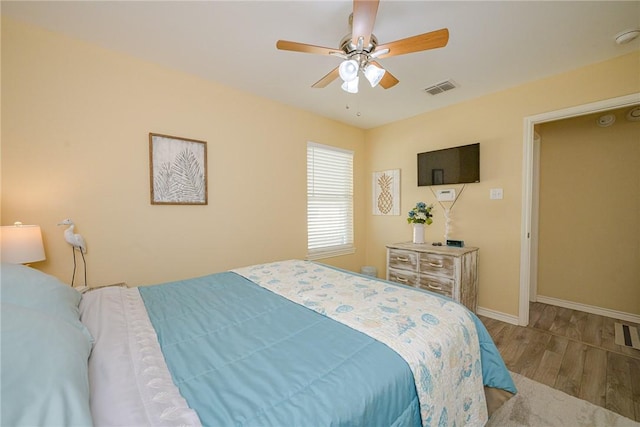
[139, 263, 514, 427]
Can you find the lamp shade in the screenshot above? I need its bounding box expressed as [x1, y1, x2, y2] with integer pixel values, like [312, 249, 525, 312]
[338, 59, 359, 82]
[364, 63, 386, 87]
[1, 223, 46, 264]
[341, 76, 359, 94]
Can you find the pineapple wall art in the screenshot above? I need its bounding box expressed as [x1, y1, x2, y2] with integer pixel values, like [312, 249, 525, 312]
[373, 169, 400, 215]
[149, 133, 207, 205]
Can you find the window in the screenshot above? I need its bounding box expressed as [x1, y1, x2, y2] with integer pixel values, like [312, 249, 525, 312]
[307, 142, 354, 260]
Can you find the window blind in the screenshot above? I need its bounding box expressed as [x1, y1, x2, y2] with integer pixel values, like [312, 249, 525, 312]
[307, 142, 354, 259]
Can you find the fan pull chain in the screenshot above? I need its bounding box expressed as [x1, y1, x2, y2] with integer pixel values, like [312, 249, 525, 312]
[345, 102, 361, 117]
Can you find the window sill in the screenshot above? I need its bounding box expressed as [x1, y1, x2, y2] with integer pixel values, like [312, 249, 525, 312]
[306, 247, 355, 261]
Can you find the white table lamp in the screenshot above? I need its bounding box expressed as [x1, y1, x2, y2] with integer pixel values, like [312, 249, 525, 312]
[1, 222, 46, 264]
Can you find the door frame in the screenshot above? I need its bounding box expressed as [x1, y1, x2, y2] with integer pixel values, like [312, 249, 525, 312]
[518, 93, 640, 326]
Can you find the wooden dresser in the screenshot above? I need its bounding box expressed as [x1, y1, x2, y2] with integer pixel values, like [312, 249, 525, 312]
[386, 242, 479, 312]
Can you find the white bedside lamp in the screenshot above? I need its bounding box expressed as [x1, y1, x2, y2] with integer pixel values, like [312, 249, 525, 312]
[1, 222, 46, 264]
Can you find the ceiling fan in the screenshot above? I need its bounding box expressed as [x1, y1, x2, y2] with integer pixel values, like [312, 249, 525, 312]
[276, 0, 449, 93]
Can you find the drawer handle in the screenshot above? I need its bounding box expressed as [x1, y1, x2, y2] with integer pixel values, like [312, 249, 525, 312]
[427, 283, 443, 290]
[395, 256, 410, 262]
[428, 262, 443, 268]
[394, 276, 409, 283]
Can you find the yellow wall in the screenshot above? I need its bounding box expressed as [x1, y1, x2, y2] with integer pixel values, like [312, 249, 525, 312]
[3, 17, 639, 319]
[363, 52, 640, 317]
[1, 18, 366, 286]
[537, 108, 639, 314]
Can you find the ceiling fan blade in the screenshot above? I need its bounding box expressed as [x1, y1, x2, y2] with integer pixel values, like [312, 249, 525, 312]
[312, 67, 340, 88]
[276, 40, 343, 56]
[370, 61, 399, 89]
[375, 28, 449, 58]
[351, 0, 379, 47]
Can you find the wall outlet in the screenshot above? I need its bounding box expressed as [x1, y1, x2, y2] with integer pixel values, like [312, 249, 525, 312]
[490, 188, 504, 200]
[436, 189, 456, 201]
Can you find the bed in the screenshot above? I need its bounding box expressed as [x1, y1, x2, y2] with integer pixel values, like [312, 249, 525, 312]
[1, 259, 516, 426]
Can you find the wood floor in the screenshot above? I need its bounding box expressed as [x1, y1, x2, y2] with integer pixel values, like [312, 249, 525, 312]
[479, 302, 640, 422]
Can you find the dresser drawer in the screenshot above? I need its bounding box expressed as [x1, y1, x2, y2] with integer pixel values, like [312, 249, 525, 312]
[417, 275, 454, 298]
[386, 242, 478, 313]
[388, 249, 418, 272]
[419, 253, 454, 278]
[387, 267, 419, 287]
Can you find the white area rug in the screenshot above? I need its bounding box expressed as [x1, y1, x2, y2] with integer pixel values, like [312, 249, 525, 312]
[487, 372, 639, 427]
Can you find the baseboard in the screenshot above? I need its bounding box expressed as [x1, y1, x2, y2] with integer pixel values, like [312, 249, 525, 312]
[536, 295, 640, 324]
[476, 306, 520, 325]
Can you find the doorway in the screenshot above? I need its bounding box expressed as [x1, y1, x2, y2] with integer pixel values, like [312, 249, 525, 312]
[519, 93, 640, 326]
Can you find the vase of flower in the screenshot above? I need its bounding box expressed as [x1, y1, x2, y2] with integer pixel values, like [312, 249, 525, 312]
[412, 223, 425, 244]
[407, 202, 434, 244]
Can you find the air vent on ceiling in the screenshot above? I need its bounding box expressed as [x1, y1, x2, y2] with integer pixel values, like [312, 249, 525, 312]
[424, 79, 457, 96]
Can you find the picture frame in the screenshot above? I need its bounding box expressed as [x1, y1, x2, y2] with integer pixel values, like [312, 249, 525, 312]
[149, 133, 208, 205]
[372, 169, 400, 215]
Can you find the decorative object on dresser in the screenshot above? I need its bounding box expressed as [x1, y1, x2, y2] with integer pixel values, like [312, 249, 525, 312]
[430, 184, 468, 242]
[386, 242, 479, 312]
[412, 223, 425, 244]
[446, 239, 465, 248]
[406, 202, 434, 244]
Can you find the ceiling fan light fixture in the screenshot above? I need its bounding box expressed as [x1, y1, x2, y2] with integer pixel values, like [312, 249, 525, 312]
[364, 63, 386, 87]
[341, 76, 359, 93]
[339, 59, 359, 82]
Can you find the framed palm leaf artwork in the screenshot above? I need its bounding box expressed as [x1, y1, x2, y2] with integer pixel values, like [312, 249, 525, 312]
[149, 133, 207, 205]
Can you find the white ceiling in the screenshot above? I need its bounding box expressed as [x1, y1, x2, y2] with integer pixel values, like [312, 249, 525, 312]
[3, 1, 639, 129]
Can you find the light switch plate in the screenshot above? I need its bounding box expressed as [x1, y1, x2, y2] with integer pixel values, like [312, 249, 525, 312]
[490, 188, 504, 200]
[436, 189, 456, 201]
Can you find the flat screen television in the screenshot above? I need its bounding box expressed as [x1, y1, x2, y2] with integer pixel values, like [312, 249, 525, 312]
[417, 143, 480, 186]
